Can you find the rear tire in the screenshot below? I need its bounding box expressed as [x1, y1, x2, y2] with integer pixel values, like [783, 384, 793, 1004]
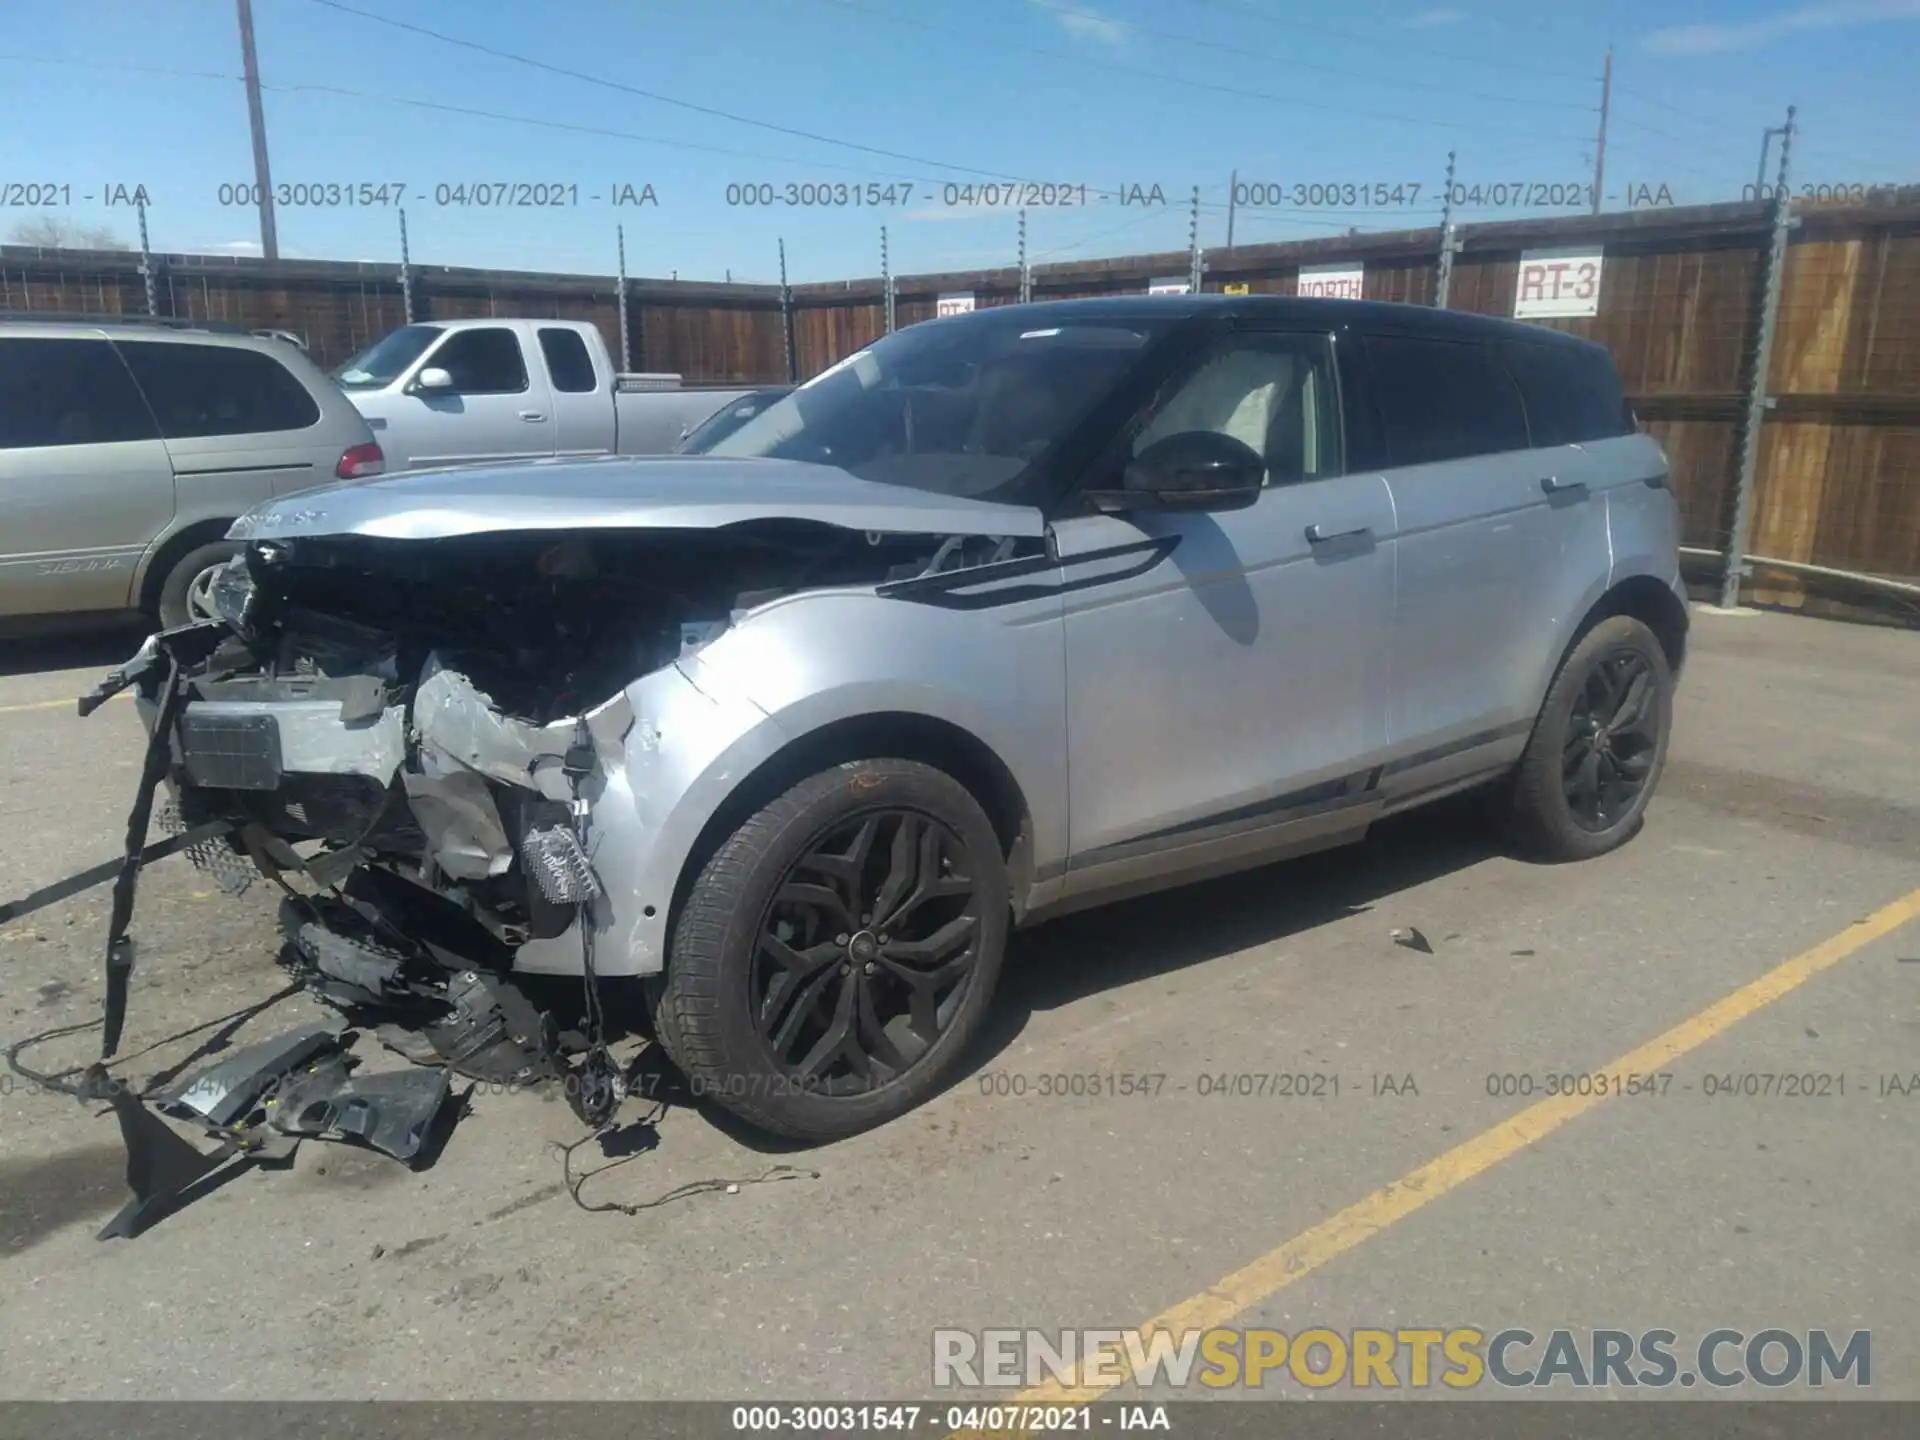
[649, 759, 1008, 1142]
[156, 540, 240, 629]
[1506, 615, 1673, 862]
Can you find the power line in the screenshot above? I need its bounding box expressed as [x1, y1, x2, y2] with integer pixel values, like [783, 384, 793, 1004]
[1030, 207, 1178, 260]
[1611, 86, 1745, 132]
[1611, 115, 1722, 147]
[0, 51, 241, 84]
[1190, 0, 1913, 151]
[0, 50, 1057, 195]
[808, 0, 1597, 141]
[298, 0, 1044, 183]
[307, 0, 1332, 205]
[1018, 0, 1596, 113]
[1599, 123, 1753, 187]
[9, 49, 1493, 220]
[1611, 61, 1915, 139]
[1227, 209, 1452, 240]
[14, 50, 1379, 226]
[266, 80, 959, 183]
[1571, 139, 1736, 189]
[1167, 1, 1907, 174]
[1184, 0, 1600, 83]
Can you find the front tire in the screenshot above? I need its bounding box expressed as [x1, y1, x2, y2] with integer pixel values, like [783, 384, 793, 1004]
[1506, 615, 1674, 862]
[649, 759, 1009, 1141]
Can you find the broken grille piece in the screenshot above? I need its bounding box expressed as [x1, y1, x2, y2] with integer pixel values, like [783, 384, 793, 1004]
[521, 825, 600, 905]
[159, 801, 255, 897]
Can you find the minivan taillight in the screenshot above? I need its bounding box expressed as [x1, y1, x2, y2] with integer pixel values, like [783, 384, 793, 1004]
[336, 441, 385, 479]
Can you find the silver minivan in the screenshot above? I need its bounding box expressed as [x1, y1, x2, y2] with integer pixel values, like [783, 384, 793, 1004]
[0, 320, 383, 631]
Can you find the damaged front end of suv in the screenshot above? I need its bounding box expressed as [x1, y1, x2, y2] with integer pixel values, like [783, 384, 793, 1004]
[78, 458, 1053, 1126]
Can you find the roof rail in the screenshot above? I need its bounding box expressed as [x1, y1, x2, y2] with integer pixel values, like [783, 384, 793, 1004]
[0, 311, 255, 335]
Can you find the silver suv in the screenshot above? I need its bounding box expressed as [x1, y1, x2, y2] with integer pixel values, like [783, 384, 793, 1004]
[103, 296, 1686, 1141]
[0, 320, 382, 630]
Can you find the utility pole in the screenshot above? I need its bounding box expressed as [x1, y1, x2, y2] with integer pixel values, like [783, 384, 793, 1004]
[1591, 45, 1612, 215]
[1720, 105, 1797, 610]
[1017, 209, 1032, 303]
[1435, 149, 1459, 308]
[1226, 169, 1238, 250]
[1186, 184, 1203, 292]
[236, 0, 279, 261]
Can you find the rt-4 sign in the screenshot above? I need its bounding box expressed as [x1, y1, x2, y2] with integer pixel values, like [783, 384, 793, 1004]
[1515, 247, 1603, 318]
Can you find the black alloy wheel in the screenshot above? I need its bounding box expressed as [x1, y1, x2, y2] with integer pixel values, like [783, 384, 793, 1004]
[1505, 613, 1674, 862]
[753, 808, 983, 1095]
[648, 758, 1010, 1141]
[1561, 646, 1661, 832]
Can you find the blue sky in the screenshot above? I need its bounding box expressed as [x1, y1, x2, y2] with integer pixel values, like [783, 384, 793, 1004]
[3, 0, 1916, 284]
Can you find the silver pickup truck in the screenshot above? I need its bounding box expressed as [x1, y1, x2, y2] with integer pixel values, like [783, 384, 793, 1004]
[331, 318, 761, 470]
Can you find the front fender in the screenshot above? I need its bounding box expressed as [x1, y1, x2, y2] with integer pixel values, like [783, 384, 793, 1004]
[510, 658, 792, 976]
[688, 587, 1067, 869]
[516, 587, 1067, 978]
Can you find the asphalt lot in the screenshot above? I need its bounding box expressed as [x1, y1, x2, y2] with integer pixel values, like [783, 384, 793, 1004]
[0, 607, 1916, 1403]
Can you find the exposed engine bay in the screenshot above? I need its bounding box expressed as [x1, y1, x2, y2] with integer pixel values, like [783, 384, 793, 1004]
[170, 520, 1022, 986]
[0, 515, 1039, 1234]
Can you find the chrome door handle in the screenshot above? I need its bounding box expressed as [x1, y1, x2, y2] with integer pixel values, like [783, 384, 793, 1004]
[1540, 475, 1587, 494]
[1305, 523, 1372, 544]
[518, 410, 547, 422]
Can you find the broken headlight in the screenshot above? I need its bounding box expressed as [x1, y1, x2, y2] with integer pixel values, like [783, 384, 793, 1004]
[208, 556, 257, 632]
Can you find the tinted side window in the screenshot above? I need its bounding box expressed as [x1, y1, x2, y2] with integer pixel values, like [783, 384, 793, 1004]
[430, 329, 528, 394]
[1502, 340, 1632, 446]
[0, 337, 159, 449]
[1333, 331, 1386, 473]
[1365, 334, 1529, 466]
[538, 327, 597, 394]
[117, 341, 321, 437]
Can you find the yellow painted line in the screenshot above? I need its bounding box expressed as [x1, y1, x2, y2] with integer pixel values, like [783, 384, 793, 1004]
[0, 692, 128, 716]
[1012, 885, 1920, 1406]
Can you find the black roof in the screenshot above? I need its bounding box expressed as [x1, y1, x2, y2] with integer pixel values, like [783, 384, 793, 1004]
[954, 293, 1593, 350]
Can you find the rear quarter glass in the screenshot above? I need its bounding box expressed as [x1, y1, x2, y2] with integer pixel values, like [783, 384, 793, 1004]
[114, 339, 322, 438]
[1500, 338, 1633, 447]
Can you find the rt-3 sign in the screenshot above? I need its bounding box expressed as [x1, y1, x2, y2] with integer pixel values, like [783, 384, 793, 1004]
[1514, 247, 1603, 318]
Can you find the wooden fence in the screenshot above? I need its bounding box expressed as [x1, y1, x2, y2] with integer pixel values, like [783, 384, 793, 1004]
[5, 195, 1917, 609]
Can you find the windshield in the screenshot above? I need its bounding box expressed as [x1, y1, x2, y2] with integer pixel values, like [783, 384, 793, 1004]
[706, 314, 1168, 499]
[677, 388, 793, 454]
[332, 324, 443, 391]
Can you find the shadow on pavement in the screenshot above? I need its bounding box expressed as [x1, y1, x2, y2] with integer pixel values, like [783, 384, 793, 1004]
[0, 620, 151, 680]
[0, 1143, 131, 1254]
[975, 791, 1504, 1065]
[701, 792, 1503, 1154]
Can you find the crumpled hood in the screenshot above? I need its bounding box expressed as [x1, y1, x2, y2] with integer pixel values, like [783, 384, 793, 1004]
[228, 455, 1047, 542]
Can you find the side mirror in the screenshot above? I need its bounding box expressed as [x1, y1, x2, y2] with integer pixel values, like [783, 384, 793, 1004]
[410, 366, 454, 394]
[1109, 431, 1265, 513]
